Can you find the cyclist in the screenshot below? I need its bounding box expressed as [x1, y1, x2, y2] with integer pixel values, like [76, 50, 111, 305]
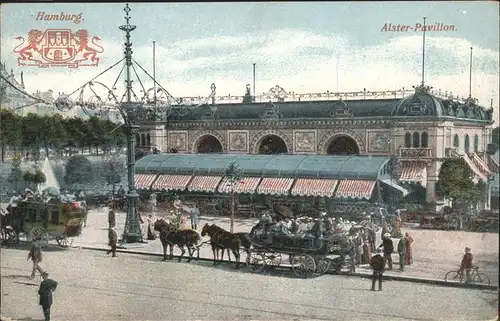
[460, 247, 473, 282]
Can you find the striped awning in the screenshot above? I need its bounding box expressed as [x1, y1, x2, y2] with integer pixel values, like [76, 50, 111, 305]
[291, 179, 338, 197]
[470, 153, 493, 177]
[187, 176, 223, 193]
[335, 180, 376, 200]
[134, 174, 157, 190]
[399, 161, 427, 187]
[218, 177, 261, 194]
[257, 178, 295, 196]
[151, 174, 192, 191]
[461, 154, 487, 182]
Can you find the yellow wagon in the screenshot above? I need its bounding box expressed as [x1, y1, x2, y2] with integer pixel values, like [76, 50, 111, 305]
[9, 198, 87, 248]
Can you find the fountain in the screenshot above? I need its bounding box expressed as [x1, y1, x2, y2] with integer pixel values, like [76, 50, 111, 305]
[38, 157, 60, 191]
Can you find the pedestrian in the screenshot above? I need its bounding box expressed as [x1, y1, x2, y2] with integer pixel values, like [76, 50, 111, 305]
[460, 247, 473, 282]
[108, 208, 116, 229]
[397, 236, 406, 271]
[107, 226, 118, 257]
[354, 232, 363, 265]
[362, 239, 372, 264]
[378, 233, 394, 270]
[404, 232, 414, 265]
[28, 239, 45, 280]
[147, 214, 156, 240]
[189, 205, 200, 230]
[38, 272, 58, 321]
[370, 248, 385, 291]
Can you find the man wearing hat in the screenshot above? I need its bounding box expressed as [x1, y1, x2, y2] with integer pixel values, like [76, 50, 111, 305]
[460, 247, 473, 282]
[397, 236, 406, 271]
[369, 248, 385, 291]
[379, 233, 394, 270]
[28, 239, 45, 280]
[38, 271, 58, 321]
[107, 226, 118, 257]
[108, 208, 116, 229]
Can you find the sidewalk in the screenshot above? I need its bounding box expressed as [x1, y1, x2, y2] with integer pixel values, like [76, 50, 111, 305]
[41, 209, 500, 286]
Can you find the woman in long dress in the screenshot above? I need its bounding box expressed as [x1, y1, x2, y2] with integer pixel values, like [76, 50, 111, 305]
[404, 232, 413, 265]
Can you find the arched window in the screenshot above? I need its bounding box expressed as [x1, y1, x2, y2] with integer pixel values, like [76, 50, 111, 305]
[404, 132, 412, 148]
[141, 133, 146, 147]
[412, 132, 420, 148]
[421, 132, 428, 148]
[474, 135, 479, 152]
[147, 134, 151, 147]
[464, 134, 470, 154]
[453, 134, 459, 148]
[135, 133, 140, 145]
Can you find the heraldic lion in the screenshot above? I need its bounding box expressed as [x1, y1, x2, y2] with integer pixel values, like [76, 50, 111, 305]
[14, 29, 44, 60]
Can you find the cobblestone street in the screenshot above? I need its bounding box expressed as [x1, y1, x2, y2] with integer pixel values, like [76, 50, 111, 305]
[62, 209, 499, 284]
[1, 247, 498, 320]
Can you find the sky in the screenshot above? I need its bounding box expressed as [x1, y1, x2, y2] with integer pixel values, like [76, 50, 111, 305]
[1, 2, 499, 121]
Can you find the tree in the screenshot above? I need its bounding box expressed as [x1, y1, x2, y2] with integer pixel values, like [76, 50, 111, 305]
[104, 153, 123, 194]
[0, 109, 22, 161]
[0, 108, 126, 160]
[437, 158, 482, 209]
[492, 127, 499, 150]
[225, 162, 242, 233]
[64, 155, 93, 186]
[7, 152, 23, 192]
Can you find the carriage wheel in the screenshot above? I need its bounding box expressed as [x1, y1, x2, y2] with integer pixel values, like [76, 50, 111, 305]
[247, 251, 266, 273]
[291, 254, 316, 278]
[315, 257, 331, 275]
[2, 228, 18, 245]
[264, 252, 282, 268]
[28, 227, 49, 248]
[56, 235, 73, 248]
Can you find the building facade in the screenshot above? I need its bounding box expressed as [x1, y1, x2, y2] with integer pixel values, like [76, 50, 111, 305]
[133, 83, 499, 208]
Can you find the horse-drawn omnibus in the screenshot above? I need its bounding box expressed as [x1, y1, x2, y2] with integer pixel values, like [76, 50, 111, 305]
[1, 197, 87, 248]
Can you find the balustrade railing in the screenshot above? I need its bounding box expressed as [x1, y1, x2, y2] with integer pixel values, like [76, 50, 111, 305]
[399, 147, 433, 158]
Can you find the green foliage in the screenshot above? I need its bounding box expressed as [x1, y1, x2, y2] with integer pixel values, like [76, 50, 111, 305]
[437, 157, 482, 204]
[104, 154, 124, 185]
[7, 155, 23, 190]
[0, 108, 126, 160]
[225, 162, 242, 184]
[23, 170, 35, 182]
[33, 170, 46, 184]
[64, 155, 93, 185]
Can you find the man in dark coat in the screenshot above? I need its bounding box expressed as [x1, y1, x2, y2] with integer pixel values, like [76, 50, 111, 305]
[378, 233, 394, 270]
[370, 248, 385, 291]
[107, 227, 118, 257]
[28, 240, 45, 279]
[108, 209, 116, 229]
[38, 272, 58, 321]
[397, 236, 406, 272]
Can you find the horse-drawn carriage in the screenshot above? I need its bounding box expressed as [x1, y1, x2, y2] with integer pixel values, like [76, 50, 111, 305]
[246, 215, 356, 278]
[0, 196, 87, 248]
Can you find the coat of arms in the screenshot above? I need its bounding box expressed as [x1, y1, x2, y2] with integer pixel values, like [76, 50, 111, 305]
[13, 29, 104, 68]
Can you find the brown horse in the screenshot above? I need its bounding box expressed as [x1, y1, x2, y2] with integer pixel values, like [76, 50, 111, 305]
[201, 223, 243, 268]
[153, 219, 201, 262]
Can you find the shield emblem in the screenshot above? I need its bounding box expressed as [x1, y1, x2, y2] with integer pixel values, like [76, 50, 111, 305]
[41, 29, 75, 63]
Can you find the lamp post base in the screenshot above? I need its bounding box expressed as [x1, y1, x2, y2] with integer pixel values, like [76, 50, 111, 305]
[123, 233, 142, 244]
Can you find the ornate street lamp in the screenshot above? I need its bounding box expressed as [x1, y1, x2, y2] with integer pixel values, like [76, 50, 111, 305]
[53, 4, 173, 243]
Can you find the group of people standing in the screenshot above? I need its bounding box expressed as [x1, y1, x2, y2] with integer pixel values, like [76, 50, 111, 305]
[369, 230, 414, 291]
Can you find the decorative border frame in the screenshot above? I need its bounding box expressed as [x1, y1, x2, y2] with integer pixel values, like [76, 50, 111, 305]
[167, 131, 188, 152]
[293, 129, 317, 153]
[227, 130, 249, 152]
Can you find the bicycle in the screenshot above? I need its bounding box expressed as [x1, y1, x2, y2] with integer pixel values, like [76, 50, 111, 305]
[444, 265, 491, 286]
